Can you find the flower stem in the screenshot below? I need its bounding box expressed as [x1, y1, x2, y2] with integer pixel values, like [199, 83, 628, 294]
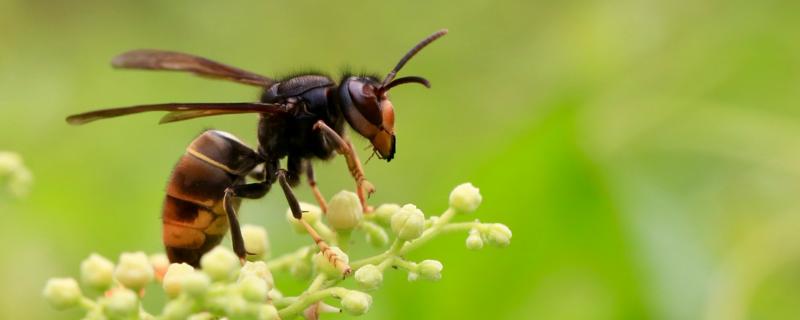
[277, 287, 348, 319]
[400, 208, 455, 255]
[266, 245, 312, 272]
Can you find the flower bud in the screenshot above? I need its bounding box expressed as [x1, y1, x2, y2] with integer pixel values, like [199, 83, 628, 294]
[242, 224, 270, 260]
[466, 229, 484, 250]
[354, 264, 383, 290]
[149, 253, 170, 281]
[449, 183, 482, 213]
[224, 296, 253, 318]
[80, 253, 114, 290]
[239, 261, 274, 289]
[187, 312, 215, 320]
[341, 290, 372, 316]
[418, 260, 443, 281]
[258, 304, 280, 320]
[313, 246, 348, 277]
[268, 288, 283, 301]
[285, 202, 322, 233]
[407, 272, 419, 282]
[372, 203, 401, 226]
[0, 152, 32, 197]
[43, 278, 82, 310]
[162, 263, 194, 298]
[101, 287, 139, 319]
[326, 191, 363, 231]
[239, 275, 268, 302]
[200, 246, 240, 281]
[162, 297, 194, 320]
[114, 251, 154, 290]
[486, 223, 512, 247]
[391, 204, 425, 241]
[181, 271, 211, 297]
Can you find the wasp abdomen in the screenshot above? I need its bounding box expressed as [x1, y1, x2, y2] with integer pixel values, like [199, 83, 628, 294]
[162, 130, 257, 267]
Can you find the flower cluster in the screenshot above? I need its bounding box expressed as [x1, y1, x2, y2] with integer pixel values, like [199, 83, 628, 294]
[44, 183, 511, 319]
[0, 151, 33, 198]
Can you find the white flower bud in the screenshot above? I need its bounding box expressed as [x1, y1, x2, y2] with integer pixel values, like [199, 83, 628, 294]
[43, 278, 82, 310]
[181, 271, 211, 297]
[242, 224, 270, 260]
[149, 253, 170, 281]
[0, 152, 32, 197]
[239, 261, 274, 289]
[407, 272, 419, 282]
[354, 264, 383, 290]
[80, 253, 114, 290]
[162, 297, 194, 320]
[225, 296, 253, 318]
[466, 234, 484, 250]
[101, 287, 139, 319]
[313, 246, 348, 277]
[326, 191, 363, 231]
[162, 263, 194, 298]
[239, 275, 268, 302]
[258, 304, 280, 320]
[466, 229, 484, 250]
[391, 204, 425, 241]
[316, 302, 341, 314]
[449, 183, 482, 213]
[114, 252, 154, 290]
[200, 246, 240, 281]
[187, 312, 215, 320]
[418, 260, 443, 281]
[285, 202, 322, 233]
[341, 290, 372, 316]
[373, 203, 401, 226]
[268, 288, 283, 301]
[486, 223, 512, 247]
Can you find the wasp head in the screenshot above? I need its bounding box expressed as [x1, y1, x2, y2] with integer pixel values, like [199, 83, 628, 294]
[337, 29, 447, 162]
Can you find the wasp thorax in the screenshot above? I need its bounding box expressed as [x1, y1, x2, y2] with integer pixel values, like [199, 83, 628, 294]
[339, 77, 397, 161]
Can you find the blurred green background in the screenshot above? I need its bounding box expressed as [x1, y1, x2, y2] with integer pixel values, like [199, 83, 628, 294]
[2, 0, 800, 319]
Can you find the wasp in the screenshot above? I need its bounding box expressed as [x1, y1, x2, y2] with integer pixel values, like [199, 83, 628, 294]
[67, 29, 448, 273]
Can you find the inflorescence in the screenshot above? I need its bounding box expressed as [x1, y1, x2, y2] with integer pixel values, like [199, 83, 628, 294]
[44, 183, 511, 319]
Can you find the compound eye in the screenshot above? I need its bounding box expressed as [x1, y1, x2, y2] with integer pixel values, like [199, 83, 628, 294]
[348, 80, 382, 125]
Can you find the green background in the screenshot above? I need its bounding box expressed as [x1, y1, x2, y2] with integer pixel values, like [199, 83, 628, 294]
[2, 0, 800, 319]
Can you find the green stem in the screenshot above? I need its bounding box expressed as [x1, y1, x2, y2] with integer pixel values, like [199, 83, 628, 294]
[266, 246, 312, 272]
[351, 239, 404, 269]
[307, 273, 328, 292]
[392, 258, 417, 271]
[336, 230, 352, 251]
[277, 287, 348, 319]
[400, 208, 456, 255]
[314, 221, 336, 243]
[79, 296, 97, 310]
[439, 221, 481, 233]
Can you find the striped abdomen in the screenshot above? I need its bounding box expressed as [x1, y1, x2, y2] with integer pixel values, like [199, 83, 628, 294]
[162, 130, 260, 267]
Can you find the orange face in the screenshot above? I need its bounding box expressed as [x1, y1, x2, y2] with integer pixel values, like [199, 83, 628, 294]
[370, 98, 396, 160]
[339, 77, 397, 161]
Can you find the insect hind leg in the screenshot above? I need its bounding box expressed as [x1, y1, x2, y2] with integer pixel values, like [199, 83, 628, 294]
[276, 169, 351, 276]
[223, 182, 269, 264]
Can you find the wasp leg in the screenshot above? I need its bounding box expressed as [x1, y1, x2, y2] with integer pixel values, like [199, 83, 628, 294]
[223, 183, 269, 264]
[313, 120, 375, 212]
[277, 169, 351, 277]
[304, 160, 328, 213]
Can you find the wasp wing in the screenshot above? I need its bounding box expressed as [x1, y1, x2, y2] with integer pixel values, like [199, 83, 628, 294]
[66, 102, 288, 125]
[112, 49, 274, 87]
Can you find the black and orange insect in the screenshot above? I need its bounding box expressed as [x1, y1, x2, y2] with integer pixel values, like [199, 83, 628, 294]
[66, 29, 448, 273]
